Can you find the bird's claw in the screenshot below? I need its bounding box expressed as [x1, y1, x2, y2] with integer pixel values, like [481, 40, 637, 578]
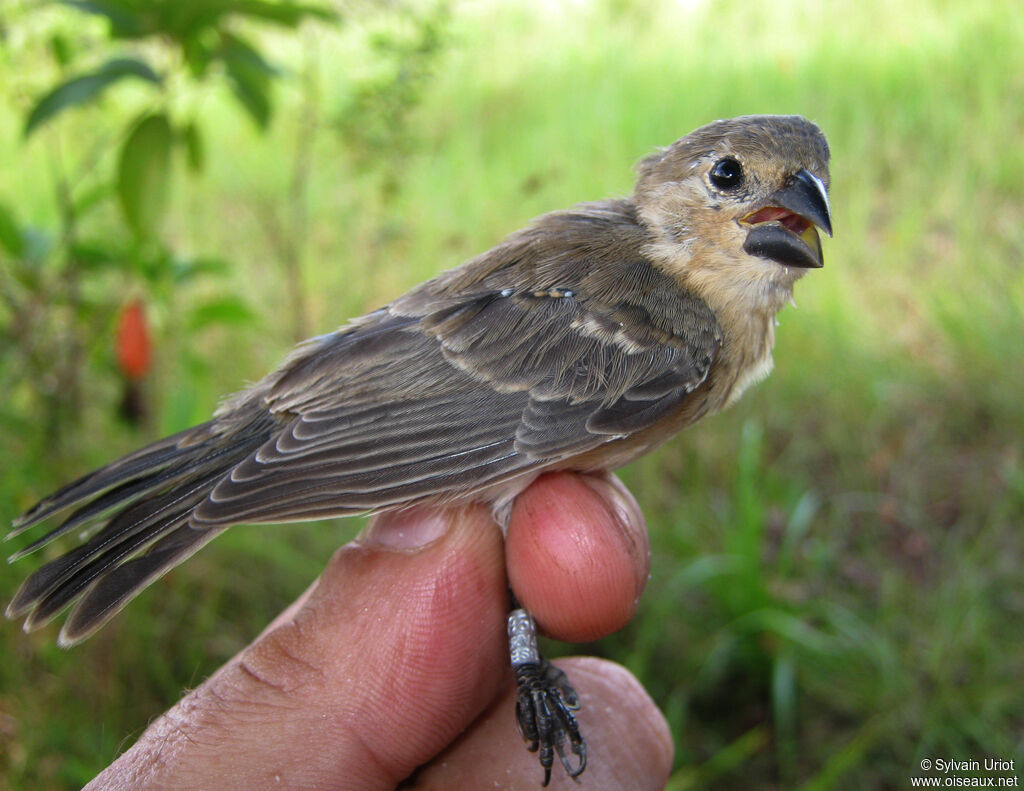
[514, 659, 587, 786]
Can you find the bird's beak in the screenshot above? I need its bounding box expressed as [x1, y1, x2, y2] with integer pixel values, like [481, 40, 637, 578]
[740, 168, 833, 269]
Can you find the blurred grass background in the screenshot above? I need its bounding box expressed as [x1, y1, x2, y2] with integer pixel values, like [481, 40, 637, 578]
[1, 0, 1022, 788]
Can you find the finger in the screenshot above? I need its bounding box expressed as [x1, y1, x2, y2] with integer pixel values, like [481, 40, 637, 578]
[87, 504, 509, 791]
[410, 656, 673, 790]
[506, 472, 649, 642]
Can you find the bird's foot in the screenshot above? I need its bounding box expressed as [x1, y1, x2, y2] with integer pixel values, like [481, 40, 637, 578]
[508, 608, 586, 785]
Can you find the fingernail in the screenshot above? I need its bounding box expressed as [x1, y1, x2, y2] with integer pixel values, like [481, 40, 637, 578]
[359, 507, 451, 551]
[579, 473, 645, 535]
[579, 473, 650, 599]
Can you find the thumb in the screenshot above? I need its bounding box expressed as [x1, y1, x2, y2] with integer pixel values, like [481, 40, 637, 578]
[86, 504, 510, 791]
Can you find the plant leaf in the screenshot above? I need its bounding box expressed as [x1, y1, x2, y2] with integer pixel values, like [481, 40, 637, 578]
[231, 0, 339, 27]
[50, 33, 73, 67]
[24, 57, 162, 137]
[171, 256, 230, 284]
[188, 296, 254, 330]
[117, 114, 172, 238]
[62, 1, 147, 38]
[183, 33, 212, 80]
[181, 121, 205, 172]
[72, 182, 114, 219]
[220, 35, 275, 129]
[70, 240, 129, 272]
[0, 201, 25, 258]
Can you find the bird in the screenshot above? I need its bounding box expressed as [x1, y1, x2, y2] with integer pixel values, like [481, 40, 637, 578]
[6, 114, 832, 784]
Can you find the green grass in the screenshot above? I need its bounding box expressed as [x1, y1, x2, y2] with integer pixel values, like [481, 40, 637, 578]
[2, 0, 1023, 788]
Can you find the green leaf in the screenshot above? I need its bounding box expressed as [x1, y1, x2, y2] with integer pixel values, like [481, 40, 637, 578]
[187, 296, 254, 330]
[220, 33, 278, 76]
[50, 33, 73, 67]
[231, 0, 339, 27]
[134, 244, 173, 282]
[219, 34, 277, 129]
[4, 227, 53, 288]
[24, 57, 162, 137]
[771, 649, 798, 739]
[181, 121, 205, 172]
[62, 1, 147, 38]
[226, 67, 271, 129]
[70, 240, 129, 272]
[72, 179, 113, 216]
[183, 33, 212, 80]
[0, 201, 25, 258]
[117, 114, 172, 238]
[171, 256, 230, 284]
[741, 608, 834, 654]
[64, 0, 338, 40]
[73, 182, 113, 219]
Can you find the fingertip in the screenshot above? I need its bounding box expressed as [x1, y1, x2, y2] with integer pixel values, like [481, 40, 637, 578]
[506, 472, 650, 643]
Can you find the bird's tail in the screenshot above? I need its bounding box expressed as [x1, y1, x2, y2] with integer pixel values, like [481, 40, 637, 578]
[6, 414, 274, 646]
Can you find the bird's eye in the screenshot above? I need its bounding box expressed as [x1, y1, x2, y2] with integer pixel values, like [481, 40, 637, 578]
[710, 158, 743, 190]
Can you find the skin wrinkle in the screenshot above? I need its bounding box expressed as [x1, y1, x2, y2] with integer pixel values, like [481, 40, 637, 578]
[237, 628, 327, 694]
[235, 652, 292, 694]
[329, 507, 506, 777]
[91, 703, 220, 791]
[333, 716, 403, 791]
[184, 673, 289, 744]
[112, 509, 508, 791]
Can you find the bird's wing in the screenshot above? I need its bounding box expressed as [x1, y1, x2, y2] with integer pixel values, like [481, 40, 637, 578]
[196, 258, 721, 525]
[8, 204, 721, 641]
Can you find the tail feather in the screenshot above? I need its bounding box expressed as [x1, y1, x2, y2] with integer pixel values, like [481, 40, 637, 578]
[10, 467, 199, 562]
[18, 472, 222, 629]
[8, 424, 216, 537]
[5, 414, 274, 640]
[6, 543, 95, 619]
[60, 524, 226, 645]
[8, 432, 262, 562]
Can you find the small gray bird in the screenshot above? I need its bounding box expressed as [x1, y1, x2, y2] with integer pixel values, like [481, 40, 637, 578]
[6, 114, 831, 784]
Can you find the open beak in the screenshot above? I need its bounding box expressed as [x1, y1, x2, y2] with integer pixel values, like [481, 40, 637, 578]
[741, 168, 832, 269]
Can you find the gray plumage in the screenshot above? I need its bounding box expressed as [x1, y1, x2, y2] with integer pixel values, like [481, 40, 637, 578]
[8, 199, 721, 644]
[7, 114, 831, 650]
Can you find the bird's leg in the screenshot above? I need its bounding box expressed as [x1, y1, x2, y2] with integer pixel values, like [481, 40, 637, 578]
[507, 603, 587, 785]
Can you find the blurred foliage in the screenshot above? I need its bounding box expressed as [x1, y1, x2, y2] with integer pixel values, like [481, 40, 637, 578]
[1, 0, 339, 455]
[334, 3, 449, 198]
[2, 0, 1023, 789]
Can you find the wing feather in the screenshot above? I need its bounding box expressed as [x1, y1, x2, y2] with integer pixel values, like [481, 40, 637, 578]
[9, 199, 723, 638]
[197, 209, 721, 526]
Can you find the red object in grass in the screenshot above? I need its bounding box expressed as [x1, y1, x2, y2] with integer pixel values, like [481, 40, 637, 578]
[116, 299, 152, 380]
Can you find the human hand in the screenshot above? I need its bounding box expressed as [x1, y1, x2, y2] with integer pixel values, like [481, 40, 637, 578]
[85, 472, 673, 790]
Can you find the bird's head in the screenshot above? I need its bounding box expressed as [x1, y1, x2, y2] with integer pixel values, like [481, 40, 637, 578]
[635, 115, 832, 317]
